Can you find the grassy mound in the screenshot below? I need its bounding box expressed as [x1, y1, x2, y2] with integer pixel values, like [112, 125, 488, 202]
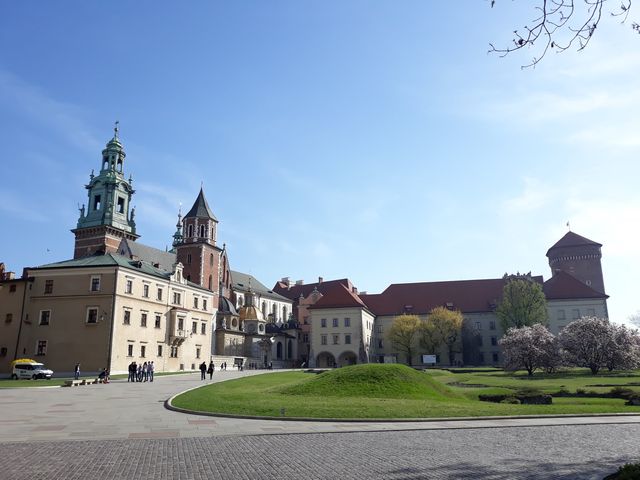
[279, 364, 457, 400]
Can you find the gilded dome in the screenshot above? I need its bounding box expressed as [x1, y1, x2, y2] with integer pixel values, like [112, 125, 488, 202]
[238, 305, 264, 322]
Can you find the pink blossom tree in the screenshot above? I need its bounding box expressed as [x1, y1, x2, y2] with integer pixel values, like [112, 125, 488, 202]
[604, 323, 640, 372]
[499, 324, 558, 376]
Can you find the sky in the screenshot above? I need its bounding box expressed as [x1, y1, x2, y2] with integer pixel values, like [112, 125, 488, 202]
[1, 2, 639, 325]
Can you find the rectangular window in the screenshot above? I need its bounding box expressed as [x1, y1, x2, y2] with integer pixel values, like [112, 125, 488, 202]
[196, 347, 201, 359]
[557, 310, 566, 320]
[36, 340, 47, 356]
[141, 313, 147, 327]
[321, 318, 327, 328]
[303, 333, 309, 343]
[178, 318, 184, 331]
[123, 310, 131, 325]
[157, 345, 163, 357]
[173, 292, 181, 305]
[125, 280, 133, 294]
[492, 352, 499, 362]
[170, 346, 179, 358]
[127, 344, 133, 357]
[39, 310, 51, 326]
[155, 315, 161, 328]
[9, 284, 16, 293]
[572, 309, 580, 319]
[86, 308, 98, 324]
[143, 284, 149, 298]
[201, 323, 206, 335]
[332, 334, 339, 345]
[202, 299, 207, 311]
[90, 276, 101, 292]
[5, 313, 13, 323]
[157, 288, 163, 301]
[344, 318, 351, 327]
[44, 280, 53, 294]
[140, 345, 146, 358]
[94, 194, 101, 210]
[321, 335, 327, 345]
[193, 297, 199, 309]
[475, 321, 482, 330]
[345, 334, 352, 345]
[489, 320, 496, 330]
[376, 325, 383, 334]
[332, 318, 339, 327]
[117, 197, 125, 214]
[192, 321, 197, 334]
[491, 336, 497, 346]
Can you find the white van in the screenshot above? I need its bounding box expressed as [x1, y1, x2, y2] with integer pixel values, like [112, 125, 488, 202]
[12, 362, 54, 380]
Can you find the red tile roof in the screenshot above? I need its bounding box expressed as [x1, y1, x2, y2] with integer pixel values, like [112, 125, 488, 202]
[308, 283, 370, 310]
[273, 278, 354, 302]
[543, 271, 608, 300]
[359, 277, 543, 316]
[546, 231, 601, 256]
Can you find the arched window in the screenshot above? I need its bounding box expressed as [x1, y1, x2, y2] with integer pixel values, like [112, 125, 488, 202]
[199, 224, 206, 238]
[209, 253, 214, 267]
[208, 275, 212, 290]
[287, 340, 293, 359]
[276, 342, 283, 360]
[187, 224, 193, 238]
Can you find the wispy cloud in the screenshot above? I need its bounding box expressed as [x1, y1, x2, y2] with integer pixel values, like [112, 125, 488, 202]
[504, 177, 556, 213]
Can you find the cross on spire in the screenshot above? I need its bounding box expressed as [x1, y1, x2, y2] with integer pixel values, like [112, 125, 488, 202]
[114, 120, 120, 139]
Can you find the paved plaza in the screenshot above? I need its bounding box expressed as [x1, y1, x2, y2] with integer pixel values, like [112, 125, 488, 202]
[1, 371, 640, 479]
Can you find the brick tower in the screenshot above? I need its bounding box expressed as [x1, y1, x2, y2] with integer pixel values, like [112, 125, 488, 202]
[546, 231, 605, 294]
[72, 123, 139, 258]
[174, 188, 222, 300]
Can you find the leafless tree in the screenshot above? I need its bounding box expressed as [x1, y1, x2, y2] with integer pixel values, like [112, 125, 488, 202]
[489, 0, 634, 68]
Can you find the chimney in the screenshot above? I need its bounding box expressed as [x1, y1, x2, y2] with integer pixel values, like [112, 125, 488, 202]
[295, 279, 304, 286]
[281, 277, 291, 287]
[359, 291, 367, 295]
[318, 276, 323, 284]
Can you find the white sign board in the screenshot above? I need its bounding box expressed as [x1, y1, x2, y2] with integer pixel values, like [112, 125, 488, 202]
[422, 354, 437, 364]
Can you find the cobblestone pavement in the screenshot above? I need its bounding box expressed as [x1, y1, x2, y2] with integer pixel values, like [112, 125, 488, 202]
[2, 424, 640, 479]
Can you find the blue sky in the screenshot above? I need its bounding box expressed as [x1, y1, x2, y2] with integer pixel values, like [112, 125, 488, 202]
[1, 2, 639, 325]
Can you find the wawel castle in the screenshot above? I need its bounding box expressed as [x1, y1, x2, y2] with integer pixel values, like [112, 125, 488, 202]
[0, 128, 609, 375]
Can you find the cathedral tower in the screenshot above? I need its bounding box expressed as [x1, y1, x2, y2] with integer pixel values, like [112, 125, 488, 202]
[72, 123, 138, 258]
[174, 188, 222, 296]
[546, 231, 605, 294]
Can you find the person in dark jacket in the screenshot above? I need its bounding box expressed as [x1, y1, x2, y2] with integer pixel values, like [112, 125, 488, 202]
[199, 361, 207, 380]
[207, 361, 214, 380]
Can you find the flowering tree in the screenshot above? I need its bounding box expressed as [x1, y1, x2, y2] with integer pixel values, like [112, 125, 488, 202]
[604, 323, 640, 372]
[558, 316, 633, 375]
[499, 324, 558, 376]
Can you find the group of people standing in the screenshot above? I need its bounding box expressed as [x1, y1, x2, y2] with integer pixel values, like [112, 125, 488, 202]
[200, 361, 218, 380]
[128, 361, 154, 382]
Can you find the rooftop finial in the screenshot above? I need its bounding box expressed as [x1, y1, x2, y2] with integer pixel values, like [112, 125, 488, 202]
[566, 220, 571, 231]
[114, 120, 119, 139]
[200, 180, 204, 189]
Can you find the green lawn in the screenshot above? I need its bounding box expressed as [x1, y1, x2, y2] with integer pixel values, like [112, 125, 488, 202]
[170, 364, 640, 419]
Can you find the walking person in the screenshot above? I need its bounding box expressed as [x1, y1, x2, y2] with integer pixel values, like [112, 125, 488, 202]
[74, 363, 81, 380]
[148, 361, 154, 382]
[199, 361, 207, 380]
[207, 361, 214, 380]
[142, 362, 148, 382]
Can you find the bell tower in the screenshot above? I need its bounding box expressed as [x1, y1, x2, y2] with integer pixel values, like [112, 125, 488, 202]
[175, 188, 222, 298]
[72, 123, 139, 258]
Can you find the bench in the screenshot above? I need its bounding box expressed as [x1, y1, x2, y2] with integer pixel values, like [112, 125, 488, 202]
[63, 380, 84, 387]
[63, 378, 107, 387]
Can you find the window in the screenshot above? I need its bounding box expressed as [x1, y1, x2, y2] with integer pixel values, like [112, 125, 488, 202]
[475, 321, 482, 330]
[332, 318, 339, 327]
[123, 310, 131, 325]
[202, 299, 207, 311]
[196, 347, 201, 359]
[128, 344, 134, 357]
[36, 340, 47, 356]
[321, 318, 327, 328]
[491, 336, 497, 346]
[332, 334, 339, 345]
[376, 325, 383, 334]
[173, 292, 181, 305]
[140, 345, 146, 358]
[572, 309, 580, 319]
[345, 334, 352, 345]
[86, 308, 98, 324]
[143, 284, 149, 298]
[344, 318, 351, 327]
[193, 297, 199, 309]
[178, 318, 184, 331]
[492, 352, 499, 362]
[157, 345, 163, 357]
[187, 254, 192, 265]
[0, 347, 7, 357]
[141, 313, 147, 327]
[209, 253, 214, 266]
[192, 321, 197, 334]
[117, 197, 125, 214]
[94, 194, 101, 210]
[155, 315, 161, 328]
[170, 346, 179, 358]
[125, 279, 133, 294]
[9, 284, 16, 293]
[489, 320, 496, 330]
[188, 224, 193, 237]
[157, 288, 163, 301]
[39, 310, 51, 326]
[557, 310, 566, 320]
[303, 333, 309, 343]
[201, 323, 206, 335]
[321, 335, 327, 345]
[5, 313, 13, 323]
[90, 276, 101, 292]
[44, 280, 53, 294]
